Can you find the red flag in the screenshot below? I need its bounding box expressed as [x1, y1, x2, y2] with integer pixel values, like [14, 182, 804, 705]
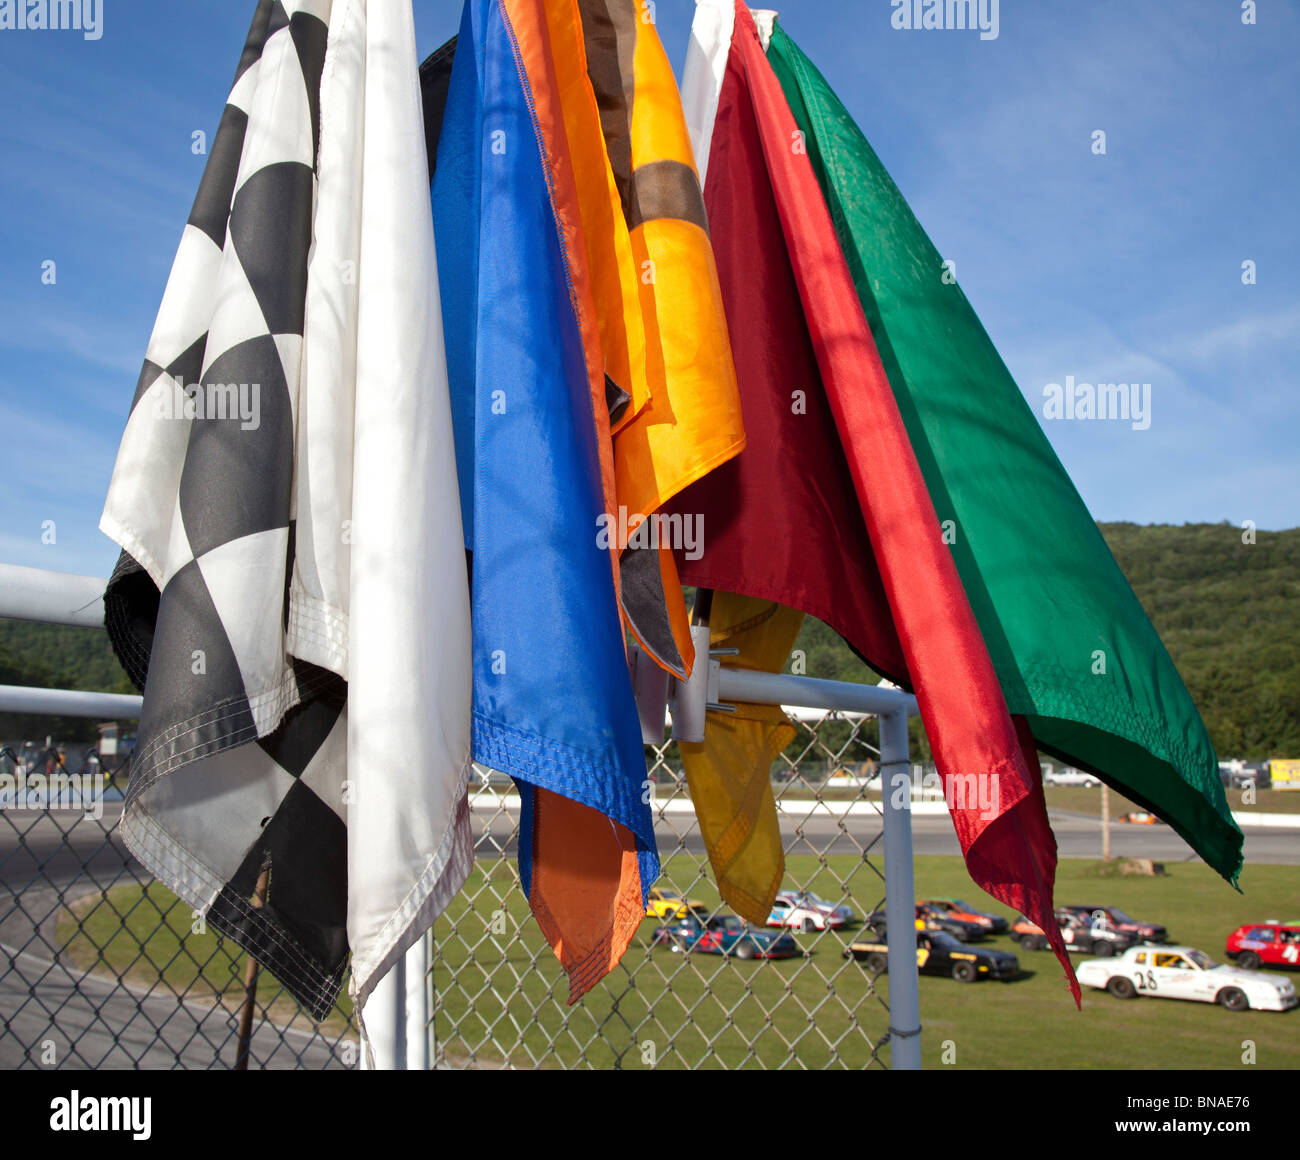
[672, 3, 1077, 999]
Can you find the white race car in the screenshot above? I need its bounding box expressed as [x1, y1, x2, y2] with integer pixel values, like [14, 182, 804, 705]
[1077, 944, 1299, 1012]
[775, 889, 855, 926]
[766, 897, 845, 932]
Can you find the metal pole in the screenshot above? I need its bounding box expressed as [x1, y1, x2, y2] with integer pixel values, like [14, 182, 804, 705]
[424, 927, 437, 1067]
[363, 955, 406, 1070]
[716, 668, 917, 718]
[233, 867, 270, 1070]
[0, 564, 107, 628]
[0, 685, 142, 719]
[879, 708, 922, 1071]
[404, 935, 429, 1070]
[1101, 782, 1111, 862]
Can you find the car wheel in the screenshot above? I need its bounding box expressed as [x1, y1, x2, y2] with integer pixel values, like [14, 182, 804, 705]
[1094, 940, 1114, 957]
[1030, 935, 1047, 952]
[734, 940, 757, 961]
[865, 952, 888, 975]
[802, 918, 818, 934]
[1217, 987, 1249, 1011]
[951, 961, 977, 983]
[1237, 951, 1262, 971]
[1107, 976, 1137, 999]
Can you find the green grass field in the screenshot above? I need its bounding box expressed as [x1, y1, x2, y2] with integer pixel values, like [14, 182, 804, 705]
[789, 786, 1300, 815]
[59, 855, 1299, 1069]
[59, 883, 354, 1037]
[1040, 785, 1300, 817]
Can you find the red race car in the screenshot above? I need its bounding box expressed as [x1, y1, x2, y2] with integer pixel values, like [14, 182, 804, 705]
[1226, 922, 1300, 971]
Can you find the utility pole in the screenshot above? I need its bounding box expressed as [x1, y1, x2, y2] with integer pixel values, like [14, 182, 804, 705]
[1101, 782, 1111, 862]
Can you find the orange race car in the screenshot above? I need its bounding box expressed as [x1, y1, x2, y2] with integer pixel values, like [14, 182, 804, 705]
[918, 898, 1009, 936]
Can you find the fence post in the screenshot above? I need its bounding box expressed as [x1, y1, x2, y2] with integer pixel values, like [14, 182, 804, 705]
[364, 955, 406, 1070]
[404, 934, 430, 1070]
[879, 708, 922, 1070]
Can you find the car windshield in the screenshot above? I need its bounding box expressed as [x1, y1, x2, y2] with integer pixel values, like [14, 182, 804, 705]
[928, 932, 965, 951]
[949, 900, 974, 911]
[717, 917, 745, 934]
[1188, 950, 1217, 970]
[1107, 908, 1136, 924]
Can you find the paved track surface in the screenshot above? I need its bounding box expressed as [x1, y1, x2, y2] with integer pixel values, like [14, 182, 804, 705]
[0, 807, 348, 1069]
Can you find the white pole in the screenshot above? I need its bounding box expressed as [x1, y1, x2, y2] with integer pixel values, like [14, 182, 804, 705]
[879, 708, 922, 1071]
[404, 934, 429, 1070]
[0, 685, 142, 718]
[364, 955, 406, 1070]
[716, 667, 917, 718]
[425, 928, 438, 1066]
[0, 564, 107, 628]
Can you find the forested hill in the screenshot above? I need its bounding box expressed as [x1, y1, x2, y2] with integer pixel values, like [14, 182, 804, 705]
[1, 522, 1296, 756]
[1097, 522, 1298, 758]
[790, 521, 1299, 760]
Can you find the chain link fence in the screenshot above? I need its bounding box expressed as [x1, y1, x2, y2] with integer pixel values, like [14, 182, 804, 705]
[2, 710, 893, 1069]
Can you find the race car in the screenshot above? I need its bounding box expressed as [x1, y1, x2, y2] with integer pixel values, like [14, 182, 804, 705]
[919, 898, 1009, 935]
[867, 904, 986, 943]
[1116, 811, 1160, 824]
[1226, 922, 1300, 971]
[775, 889, 856, 927]
[915, 902, 989, 942]
[653, 913, 800, 960]
[1059, 905, 1167, 944]
[645, 887, 708, 921]
[1009, 914, 1044, 944]
[767, 896, 845, 932]
[845, 929, 1019, 982]
[1076, 945, 1299, 1012]
[1014, 910, 1136, 956]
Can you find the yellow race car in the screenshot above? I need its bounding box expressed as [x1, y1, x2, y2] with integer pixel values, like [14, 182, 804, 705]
[645, 887, 708, 921]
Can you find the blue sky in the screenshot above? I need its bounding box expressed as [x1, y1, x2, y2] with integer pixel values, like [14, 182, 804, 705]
[0, 0, 1295, 579]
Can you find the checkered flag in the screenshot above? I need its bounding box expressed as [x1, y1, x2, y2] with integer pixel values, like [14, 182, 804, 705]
[101, 0, 473, 1028]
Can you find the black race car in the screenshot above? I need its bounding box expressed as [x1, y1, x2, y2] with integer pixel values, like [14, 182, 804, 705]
[1058, 905, 1167, 944]
[1017, 910, 1136, 957]
[846, 929, 1019, 982]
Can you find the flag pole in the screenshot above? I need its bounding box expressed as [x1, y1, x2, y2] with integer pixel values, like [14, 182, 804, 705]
[879, 707, 923, 1070]
[233, 867, 270, 1070]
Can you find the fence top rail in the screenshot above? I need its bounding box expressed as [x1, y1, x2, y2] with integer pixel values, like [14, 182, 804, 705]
[0, 564, 108, 630]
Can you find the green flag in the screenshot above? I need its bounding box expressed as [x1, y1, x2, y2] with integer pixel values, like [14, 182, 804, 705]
[766, 22, 1242, 884]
